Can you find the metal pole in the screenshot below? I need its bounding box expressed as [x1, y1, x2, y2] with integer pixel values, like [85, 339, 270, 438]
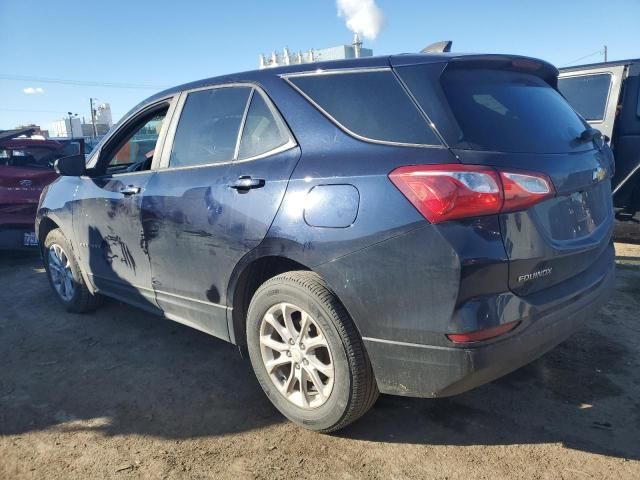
[89, 98, 98, 139]
[604, 45, 608, 62]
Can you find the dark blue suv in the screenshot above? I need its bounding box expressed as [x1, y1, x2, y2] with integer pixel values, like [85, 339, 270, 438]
[37, 53, 616, 432]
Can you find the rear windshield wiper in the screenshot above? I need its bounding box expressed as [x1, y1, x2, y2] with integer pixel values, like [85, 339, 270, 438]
[577, 127, 602, 143]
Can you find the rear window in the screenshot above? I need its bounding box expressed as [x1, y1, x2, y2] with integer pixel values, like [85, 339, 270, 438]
[0, 146, 59, 169]
[287, 70, 441, 146]
[557, 74, 611, 121]
[398, 65, 591, 154]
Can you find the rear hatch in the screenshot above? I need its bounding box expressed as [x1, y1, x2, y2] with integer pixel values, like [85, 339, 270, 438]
[394, 55, 614, 296]
[0, 165, 58, 225]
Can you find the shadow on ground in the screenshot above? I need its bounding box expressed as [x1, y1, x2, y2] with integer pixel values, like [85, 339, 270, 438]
[1, 251, 639, 461]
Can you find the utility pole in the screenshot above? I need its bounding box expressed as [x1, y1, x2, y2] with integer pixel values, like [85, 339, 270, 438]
[89, 97, 98, 139]
[67, 112, 78, 138]
[604, 45, 608, 62]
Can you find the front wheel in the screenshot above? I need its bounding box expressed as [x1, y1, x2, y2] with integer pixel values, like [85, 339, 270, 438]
[43, 228, 102, 313]
[246, 271, 378, 432]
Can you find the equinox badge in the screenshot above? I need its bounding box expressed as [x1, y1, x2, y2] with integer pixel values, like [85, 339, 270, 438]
[518, 268, 553, 283]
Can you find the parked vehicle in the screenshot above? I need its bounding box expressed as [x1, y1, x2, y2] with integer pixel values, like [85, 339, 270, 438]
[37, 52, 615, 432]
[558, 59, 640, 242]
[0, 128, 75, 249]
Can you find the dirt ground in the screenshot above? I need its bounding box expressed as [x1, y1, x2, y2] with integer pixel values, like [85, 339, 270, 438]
[1, 245, 639, 480]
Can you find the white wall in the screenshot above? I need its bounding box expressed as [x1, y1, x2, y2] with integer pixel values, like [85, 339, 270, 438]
[50, 118, 83, 138]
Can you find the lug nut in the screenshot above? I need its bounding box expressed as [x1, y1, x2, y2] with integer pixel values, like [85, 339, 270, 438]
[288, 338, 295, 345]
[286, 351, 292, 357]
[295, 363, 300, 369]
[303, 358, 309, 365]
[300, 344, 305, 350]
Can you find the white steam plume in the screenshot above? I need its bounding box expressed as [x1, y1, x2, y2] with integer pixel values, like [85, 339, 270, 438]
[336, 0, 385, 40]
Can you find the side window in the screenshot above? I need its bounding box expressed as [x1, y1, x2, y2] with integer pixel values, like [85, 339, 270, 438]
[238, 91, 290, 159]
[287, 70, 441, 145]
[557, 74, 612, 121]
[104, 109, 168, 175]
[170, 87, 251, 168]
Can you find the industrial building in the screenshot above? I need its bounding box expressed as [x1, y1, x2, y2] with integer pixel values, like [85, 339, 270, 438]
[259, 34, 373, 69]
[50, 102, 113, 139]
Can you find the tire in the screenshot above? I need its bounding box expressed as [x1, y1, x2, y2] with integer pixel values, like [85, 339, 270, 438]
[246, 270, 378, 432]
[43, 228, 102, 313]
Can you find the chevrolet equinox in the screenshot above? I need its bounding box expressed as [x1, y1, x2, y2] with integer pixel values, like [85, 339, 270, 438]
[37, 52, 616, 432]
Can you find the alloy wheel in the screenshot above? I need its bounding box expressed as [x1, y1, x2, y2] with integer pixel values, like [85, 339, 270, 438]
[259, 302, 335, 409]
[48, 243, 75, 302]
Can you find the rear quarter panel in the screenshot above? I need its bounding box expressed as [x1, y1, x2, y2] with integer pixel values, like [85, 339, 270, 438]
[239, 75, 481, 344]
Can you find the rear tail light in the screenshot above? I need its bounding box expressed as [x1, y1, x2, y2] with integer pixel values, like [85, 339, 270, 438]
[500, 171, 553, 212]
[389, 164, 554, 223]
[446, 321, 520, 344]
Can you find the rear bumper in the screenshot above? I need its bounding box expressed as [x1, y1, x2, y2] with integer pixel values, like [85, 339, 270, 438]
[0, 227, 38, 249]
[364, 245, 616, 398]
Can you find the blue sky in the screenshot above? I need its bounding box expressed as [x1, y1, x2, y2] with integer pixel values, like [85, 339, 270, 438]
[1, 0, 638, 130]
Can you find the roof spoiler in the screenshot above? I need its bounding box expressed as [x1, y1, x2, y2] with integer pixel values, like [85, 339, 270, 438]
[421, 40, 452, 54]
[446, 54, 560, 87]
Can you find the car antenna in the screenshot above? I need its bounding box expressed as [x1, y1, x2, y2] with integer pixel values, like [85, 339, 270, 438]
[420, 40, 453, 54]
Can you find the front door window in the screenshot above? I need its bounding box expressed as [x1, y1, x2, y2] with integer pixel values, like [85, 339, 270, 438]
[103, 111, 167, 175]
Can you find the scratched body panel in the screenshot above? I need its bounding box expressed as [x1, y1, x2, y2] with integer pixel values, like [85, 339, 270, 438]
[72, 172, 160, 312]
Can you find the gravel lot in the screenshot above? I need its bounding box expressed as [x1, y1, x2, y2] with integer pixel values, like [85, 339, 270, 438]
[1, 245, 639, 479]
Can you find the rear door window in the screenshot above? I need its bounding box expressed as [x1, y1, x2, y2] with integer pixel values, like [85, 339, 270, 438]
[557, 74, 612, 121]
[287, 70, 441, 146]
[170, 87, 252, 168]
[398, 65, 591, 153]
[238, 91, 291, 159]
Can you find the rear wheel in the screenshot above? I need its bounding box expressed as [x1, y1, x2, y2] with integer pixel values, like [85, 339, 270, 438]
[246, 271, 378, 432]
[43, 228, 101, 313]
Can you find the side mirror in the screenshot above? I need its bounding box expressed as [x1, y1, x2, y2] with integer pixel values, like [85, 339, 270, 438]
[54, 154, 86, 176]
[603, 134, 611, 143]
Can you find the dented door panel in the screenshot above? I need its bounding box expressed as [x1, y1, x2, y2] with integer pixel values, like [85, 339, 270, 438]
[74, 172, 159, 312]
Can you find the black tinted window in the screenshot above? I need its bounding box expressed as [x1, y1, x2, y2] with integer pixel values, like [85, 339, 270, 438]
[289, 71, 440, 145]
[399, 66, 590, 153]
[1, 146, 58, 169]
[171, 87, 251, 168]
[558, 74, 611, 121]
[238, 91, 289, 159]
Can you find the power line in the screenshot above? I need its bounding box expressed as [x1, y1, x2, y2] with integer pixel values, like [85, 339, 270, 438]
[561, 48, 606, 67]
[0, 107, 125, 122]
[0, 74, 168, 90]
[0, 107, 70, 114]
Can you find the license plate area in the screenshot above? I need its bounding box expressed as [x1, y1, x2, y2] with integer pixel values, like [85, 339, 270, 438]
[538, 183, 609, 241]
[23, 231, 38, 246]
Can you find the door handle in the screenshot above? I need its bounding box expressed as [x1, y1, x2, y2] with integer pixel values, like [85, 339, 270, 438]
[229, 176, 265, 191]
[120, 185, 141, 196]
